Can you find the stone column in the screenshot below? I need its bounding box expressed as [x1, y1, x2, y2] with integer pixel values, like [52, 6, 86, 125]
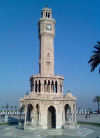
[62, 110, 65, 125]
[37, 80, 39, 93]
[49, 81, 51, 93]
[72, 112, 74, 122]
[24, 105, 27, 125]
[62, 83, 64, 94]
[41, 80, 44, 93]
[57, 81, 60, 94]
[31, 107, 35, 125]
[56, 105, 63, 128]
[74, 104, 77, 123]
[33, 83, 35, 92]
[32, 105, 38, 126]
[51, 84, 52, 93]
[71, 104, 74, 122]
[40, 107, 47, 128]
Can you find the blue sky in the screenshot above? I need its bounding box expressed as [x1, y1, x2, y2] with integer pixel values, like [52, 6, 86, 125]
[0, 0, 100, 109]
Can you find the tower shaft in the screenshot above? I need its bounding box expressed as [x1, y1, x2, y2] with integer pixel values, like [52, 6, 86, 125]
[38, 8, 56, 76]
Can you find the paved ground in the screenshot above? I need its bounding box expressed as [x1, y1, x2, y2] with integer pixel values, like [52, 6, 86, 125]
[0, 125, 100, 138]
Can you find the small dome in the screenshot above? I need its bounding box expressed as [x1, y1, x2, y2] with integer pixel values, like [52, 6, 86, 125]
[65, 92, 72, 97]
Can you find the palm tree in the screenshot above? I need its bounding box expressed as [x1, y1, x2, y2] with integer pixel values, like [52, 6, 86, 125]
[93, 96, 100, 113]
[88, 41, 100, 73]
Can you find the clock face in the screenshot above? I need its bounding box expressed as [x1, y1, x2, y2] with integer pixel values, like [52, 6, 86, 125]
[46, 24, 52, 31]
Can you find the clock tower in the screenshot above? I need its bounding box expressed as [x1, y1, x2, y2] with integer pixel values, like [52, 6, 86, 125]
[38, 7, 56, 75]
[20, 7, 77, 130]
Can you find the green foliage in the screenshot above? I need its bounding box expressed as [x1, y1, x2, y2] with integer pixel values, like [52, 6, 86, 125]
[0, 122, 8, 125]
[88, 41, 100, 73]
[78, 121, 100, 127]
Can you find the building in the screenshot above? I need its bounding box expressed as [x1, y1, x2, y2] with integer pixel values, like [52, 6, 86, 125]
[20, 7, 76, 129]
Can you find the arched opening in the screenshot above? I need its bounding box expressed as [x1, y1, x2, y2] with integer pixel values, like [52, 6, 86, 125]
[47, 80, 50, 92]
[30, 79, 34, 91]
[41, 11, 43, 17]
[32, 80, 34, 91]
[47, 106, 56, 128]
[64, 104, 71, 121]
[26, 104, 33, 122]
[55, 81, 57, 93]
[44, 80, 47, 92]
[36, 104, 39, 121]
[48, 13, 50, 18]
[35, 80, 38, 92]
[51, 80, 54, 92]
[46, 12, 48, 17]
[38, 80, 41, 92]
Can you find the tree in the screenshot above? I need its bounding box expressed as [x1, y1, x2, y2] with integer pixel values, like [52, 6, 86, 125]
[88, 41, 100, 73]
[93, 96, 100, 113]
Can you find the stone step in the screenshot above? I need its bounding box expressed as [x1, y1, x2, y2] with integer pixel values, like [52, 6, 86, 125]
[47, 129, 63, 135]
